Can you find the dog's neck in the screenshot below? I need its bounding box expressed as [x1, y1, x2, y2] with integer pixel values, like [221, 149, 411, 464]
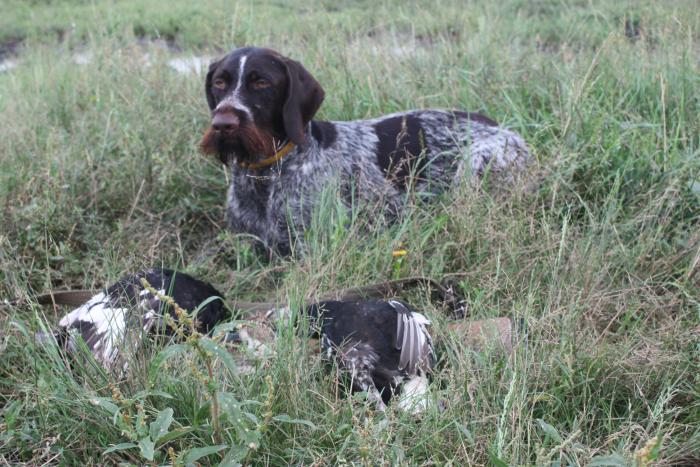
[236, 139, 295, 170]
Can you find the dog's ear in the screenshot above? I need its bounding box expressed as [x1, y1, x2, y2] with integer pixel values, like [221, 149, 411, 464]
[282, 57, 325, 145]
[205, 58, 222, 111]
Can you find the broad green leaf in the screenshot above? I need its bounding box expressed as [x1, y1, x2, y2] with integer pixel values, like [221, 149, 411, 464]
[218, 394, 260, 443]
[3, 400, 22, 428]
[272, 414, 316, 429]
[135, 405, 148, 438]
[488, 451, 509, 467]
[149, 343, 189, 384]
[138, 436, 155, 461]
[218, 392, 247, 427]
[103, 442, 138, 454]
[456, 423, 474, 444]
[156, 426, 196, 445]
[689, 180, 700, 197]
[537, 418, 563, 443]
[241, 400, 263, 407]
[217, 392, 241, 414]
[181, 444, 228, 464]
[199, 339, 238, 376]
[149, 407, 174, 442]
[238, 428, 260, 450]
[243, 411, 259, 425]
[588, 454, 628, 466]
[647, 437, 662, 461]
[219, 444, 248, 466]
[133, 389, 174, 400]
[90, 397, 119, 415]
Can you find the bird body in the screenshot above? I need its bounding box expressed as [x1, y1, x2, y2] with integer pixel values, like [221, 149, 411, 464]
[47, 269, 436, 413]
[51, 268, 229, 370]
[308, 299, 435, 412]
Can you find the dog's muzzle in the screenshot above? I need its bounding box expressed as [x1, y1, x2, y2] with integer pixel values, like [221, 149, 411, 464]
[211, 111, 240, 133]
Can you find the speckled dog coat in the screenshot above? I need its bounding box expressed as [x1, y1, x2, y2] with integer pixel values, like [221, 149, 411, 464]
[200, 47, 530, 254]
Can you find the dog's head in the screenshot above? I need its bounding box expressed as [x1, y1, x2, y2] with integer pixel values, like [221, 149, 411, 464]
[200, 47, 325, 164]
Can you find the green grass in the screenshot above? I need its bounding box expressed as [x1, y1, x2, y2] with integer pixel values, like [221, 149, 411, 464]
[1, 0, 699, 464]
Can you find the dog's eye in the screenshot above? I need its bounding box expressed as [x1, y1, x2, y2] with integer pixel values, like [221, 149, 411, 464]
[212, 78, 227, 90]
[252, 79, 271, 90]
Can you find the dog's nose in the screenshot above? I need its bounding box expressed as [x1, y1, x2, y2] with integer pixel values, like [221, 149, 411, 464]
[212, 111, 240, 132]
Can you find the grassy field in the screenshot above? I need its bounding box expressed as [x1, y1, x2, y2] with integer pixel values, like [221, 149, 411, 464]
[1, 0, 699, 464]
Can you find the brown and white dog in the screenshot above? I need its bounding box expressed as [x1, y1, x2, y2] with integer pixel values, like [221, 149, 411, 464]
[201, 47, 530, 254]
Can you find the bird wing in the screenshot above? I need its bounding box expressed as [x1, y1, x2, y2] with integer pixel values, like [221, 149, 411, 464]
[57, 281, 166, 370]
[390, 300, 434, 374]
[58, 291, 128, 368]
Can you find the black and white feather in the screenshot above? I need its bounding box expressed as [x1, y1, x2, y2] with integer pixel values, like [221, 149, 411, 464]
[307, 299, 436, 413]
[51, 268, 229, 371]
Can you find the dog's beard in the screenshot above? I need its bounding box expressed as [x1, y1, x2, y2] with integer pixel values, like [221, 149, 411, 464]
[200, 124, 276, 166]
